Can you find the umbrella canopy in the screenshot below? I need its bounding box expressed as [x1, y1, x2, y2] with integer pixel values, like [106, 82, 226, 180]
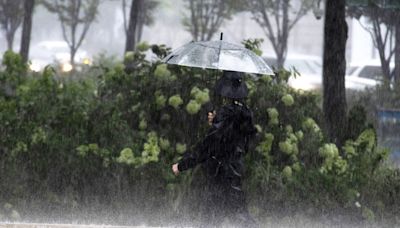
[162, 40, 274, 75]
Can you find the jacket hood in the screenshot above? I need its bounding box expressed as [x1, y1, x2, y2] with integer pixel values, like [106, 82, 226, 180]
[214, 71, 248, 99]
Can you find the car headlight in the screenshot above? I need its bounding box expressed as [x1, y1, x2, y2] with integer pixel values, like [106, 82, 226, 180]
[82, 58, 91, 65]
[61, 62, 73, 72]
[289, 79, 319, 91]
[29, 61, 42, 72]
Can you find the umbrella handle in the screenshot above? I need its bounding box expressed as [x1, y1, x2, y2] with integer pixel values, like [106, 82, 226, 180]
[215, 70, 218, 85]
[213, 70, 221, 106]
[216, 32, 223, 88]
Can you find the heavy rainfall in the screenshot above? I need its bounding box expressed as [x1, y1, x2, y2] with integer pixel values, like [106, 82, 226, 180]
[0, 0, 399, 227]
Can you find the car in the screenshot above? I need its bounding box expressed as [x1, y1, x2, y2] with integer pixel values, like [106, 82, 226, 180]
[264, 55, 394, 91]
[377, 107, 400, 165]
[29, 40, 91, 72]
[263, 54, 323, 91]
[345, 61, 394, 91]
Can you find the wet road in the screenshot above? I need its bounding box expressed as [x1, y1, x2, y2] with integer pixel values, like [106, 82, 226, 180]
[0, 224, 143, 228]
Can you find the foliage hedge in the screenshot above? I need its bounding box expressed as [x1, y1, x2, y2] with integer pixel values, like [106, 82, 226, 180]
[0, 45, 399, 225]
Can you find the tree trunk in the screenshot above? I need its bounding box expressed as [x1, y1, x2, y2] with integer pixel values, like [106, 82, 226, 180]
[136, 23, 143, 44]
[135, 11, 144, 44]
[71, 14, 77, 67]
[20, 0, 35, 64]
[125, 0, 143, 53]
[122, 0, 128, 35]
[322, 0, 348, 146]
[189, 0, 199, 41]
[374, 19, 392, 81]
[276, 51, 285, 69]
[6, 31, 14, 51]
[395, 16, 400, 84]
[70, 48, 76, 66]
[278, 0, 289, 69]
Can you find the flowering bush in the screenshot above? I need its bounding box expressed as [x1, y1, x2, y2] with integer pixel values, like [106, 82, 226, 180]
[176, 143, 187, 154]
[168, 94, 183, 109]
[191, 86, 210, 105]
[186, 99, 201, 115]
[267, 108, 279, 125]
[281, 94, 294, 106]
[117, 148, 137, 165]
[0, 46, 398, 224]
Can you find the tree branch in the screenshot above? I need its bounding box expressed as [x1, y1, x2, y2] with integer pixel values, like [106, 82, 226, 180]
[122, 0, 128, 35]
[274, 1, 281, 42]
[288, 2, 308, 31]
[189, 0, 198, 40]
[257, 0, 278, 52]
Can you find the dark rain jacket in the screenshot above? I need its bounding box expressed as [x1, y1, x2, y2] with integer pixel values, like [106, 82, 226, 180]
[177, 102, 256, 189]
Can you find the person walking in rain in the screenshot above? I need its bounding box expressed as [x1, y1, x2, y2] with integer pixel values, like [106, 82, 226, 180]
[172, 71, 258, 227]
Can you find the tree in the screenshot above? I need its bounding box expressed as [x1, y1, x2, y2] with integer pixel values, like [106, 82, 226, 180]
[0, 0, 24, 51]
[247, 0, 313, 68]
[182, 0, 241, 41]
[122, 0, 158, 49]
[125, 0, 143, 53]
[323, 0, 348, 146]
[42, 0, 100, 65]
[347, 0, 400, 82]
[396, 14, 400, 83]
[19, 0, 35, 64]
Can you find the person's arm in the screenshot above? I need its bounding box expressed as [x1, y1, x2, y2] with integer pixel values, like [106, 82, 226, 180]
[172, 134, 213, 175]
[172, 107, 232, 175]
[177, 140, 209, 171]
[172, 111, 218, 175]
[240, 107, 257, 136]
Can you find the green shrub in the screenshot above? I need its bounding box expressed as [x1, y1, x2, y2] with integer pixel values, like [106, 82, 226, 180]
[0, 45, 398, 224]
